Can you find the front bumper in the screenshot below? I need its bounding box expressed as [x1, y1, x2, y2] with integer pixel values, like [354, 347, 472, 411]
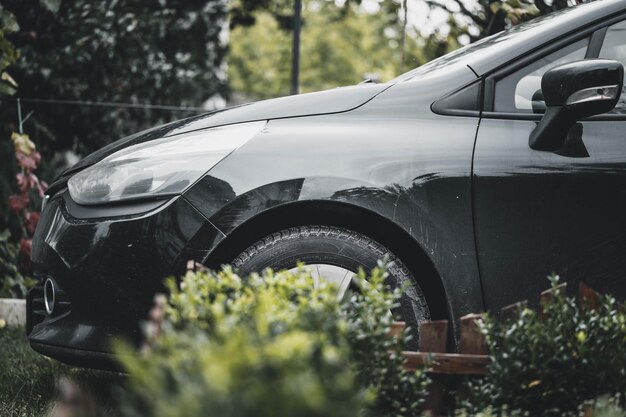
[27, 190, 223, 368]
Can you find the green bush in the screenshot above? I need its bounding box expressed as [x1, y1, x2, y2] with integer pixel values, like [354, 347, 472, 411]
[454, 395, 626, 417]
[0, 229, 36, 298]
[462, 276, 626, 416]
[117, 264, 429, 417]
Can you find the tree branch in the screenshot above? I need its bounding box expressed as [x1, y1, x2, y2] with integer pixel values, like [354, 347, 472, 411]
[451, 0, 487, 26]
[425, 0, 486, 28]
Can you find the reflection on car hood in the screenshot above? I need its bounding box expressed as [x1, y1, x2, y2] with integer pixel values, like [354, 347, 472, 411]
[62, 83, 392, 178]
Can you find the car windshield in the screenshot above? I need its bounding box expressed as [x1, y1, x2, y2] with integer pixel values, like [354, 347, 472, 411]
[392, 5, 585, 82]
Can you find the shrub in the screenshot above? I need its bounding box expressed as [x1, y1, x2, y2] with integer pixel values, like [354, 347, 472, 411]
[117, 264, 429, 417]
[342, 267, 430, 416]
[1, 131, 47, 298]
[0, 6, 19, 96]
[454, 395, 626, 417]
[584, 395, 626, 417]
[462, 276, 626, 416]
[0, 229, 36, 298]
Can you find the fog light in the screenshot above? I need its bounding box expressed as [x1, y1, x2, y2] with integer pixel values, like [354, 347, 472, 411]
[44, 278, 55, 315]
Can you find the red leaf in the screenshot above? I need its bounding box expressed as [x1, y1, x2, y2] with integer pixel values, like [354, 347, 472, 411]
[19, 238, 32, 258]
[16, 172, 38, 192]
[8, 193, 29, 213]
[38, 180, 49, 197]
[16, 151, 41, 171]
[24, 211, 40, 235]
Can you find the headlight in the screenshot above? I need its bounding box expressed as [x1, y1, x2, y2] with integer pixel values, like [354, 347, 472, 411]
[68, 121, 266, 205]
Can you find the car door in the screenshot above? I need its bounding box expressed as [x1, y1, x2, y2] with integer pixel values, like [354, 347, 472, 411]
[473, 18, 626, 311]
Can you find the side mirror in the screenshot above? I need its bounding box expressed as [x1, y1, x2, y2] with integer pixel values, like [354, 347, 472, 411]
[529, 59, 624, 152]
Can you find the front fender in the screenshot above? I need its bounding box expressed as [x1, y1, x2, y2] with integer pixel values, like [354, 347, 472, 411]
[183, 100, 483, 319]
[184, 173, 480, 321]
[185, 176, 428, 235]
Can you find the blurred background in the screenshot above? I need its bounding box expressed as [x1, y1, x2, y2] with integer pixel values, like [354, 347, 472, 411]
[0, 0, 583, 297]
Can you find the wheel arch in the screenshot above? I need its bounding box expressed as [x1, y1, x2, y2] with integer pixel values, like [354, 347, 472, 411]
[205, 199, 450, 321]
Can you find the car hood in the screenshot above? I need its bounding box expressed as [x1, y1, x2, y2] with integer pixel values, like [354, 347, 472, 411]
[60, 83, 392, 179]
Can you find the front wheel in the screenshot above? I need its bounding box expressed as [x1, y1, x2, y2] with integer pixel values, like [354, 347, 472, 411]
[232, 225, 430, 348]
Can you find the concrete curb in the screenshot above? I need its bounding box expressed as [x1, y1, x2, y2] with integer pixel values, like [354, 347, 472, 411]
[0, 298, 26, 327]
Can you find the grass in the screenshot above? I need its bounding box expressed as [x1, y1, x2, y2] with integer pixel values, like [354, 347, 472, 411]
[0, 325, 123, 417]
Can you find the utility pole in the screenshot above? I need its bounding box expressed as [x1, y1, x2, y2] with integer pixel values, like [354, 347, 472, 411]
[290, 0, 302, 95]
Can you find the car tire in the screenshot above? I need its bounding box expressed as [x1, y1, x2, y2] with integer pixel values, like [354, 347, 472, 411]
[232, 225, 430, 349]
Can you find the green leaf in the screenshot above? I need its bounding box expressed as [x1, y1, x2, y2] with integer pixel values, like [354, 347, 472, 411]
[0, 6, 20, 33]
[1, 71, 17, 87]
[40, 0, 61, 14]
[0, 81, 16, 96]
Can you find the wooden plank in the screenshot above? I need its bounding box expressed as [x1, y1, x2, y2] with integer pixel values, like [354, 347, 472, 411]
[186, 260, 209, 273]
[417, 317, 448, 416]
[540, 282, 567, 303]
[500, 300, 528, 322]
[418, 320, 448, 353]
[459, 314, 487, 355]
[187, 259, 196, 272]
[388, 321, 406, 340]
[142, 293, 167, 352]
[186, 259, 197, 272]
[579, 282, 600, 311]
[402, 352, 489, 376]
[418, 320, 448, 416]
[540, 282, 567, 320]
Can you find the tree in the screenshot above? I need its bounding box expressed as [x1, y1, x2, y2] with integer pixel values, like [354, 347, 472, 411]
[229, 0, 410, 97]
[425, 0, 587, 43]
[1, 0, 228, 157]
[0, 5, 42, 297]
[0, 5, 19, 96]
[0, 0, 229, 236]
[228, 0, 440, 100]
[0, 5, 21, 239]
[229, 0, 390, 30]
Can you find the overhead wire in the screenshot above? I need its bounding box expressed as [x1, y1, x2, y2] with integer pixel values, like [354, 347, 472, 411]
[1, 97, 208, 113]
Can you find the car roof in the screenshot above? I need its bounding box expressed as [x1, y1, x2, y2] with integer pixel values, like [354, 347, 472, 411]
[397, 0, 625, 81]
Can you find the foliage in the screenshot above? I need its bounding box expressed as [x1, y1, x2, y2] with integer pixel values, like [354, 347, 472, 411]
[117, 264, 429, 417]
[9, 131, 47, 228]
[461, 276, 626, 416]
[584, 395, 626, 417]
[229, 0, 302, 30]
[454, 395, 626, 417]
[343, 265, 430, 416]
[228, 2, 454, 99]
[425, 0, 581, 44]
[0, 229, 36, 298]
[1, 0, 228, 156]
[0, 5, 20, 242]
[0, 0, 229, 233]
[230, 0, 566, 99]
[0, 5, 19, 96]
[229, 0, 379, 30]
[0, 130, 46, 298]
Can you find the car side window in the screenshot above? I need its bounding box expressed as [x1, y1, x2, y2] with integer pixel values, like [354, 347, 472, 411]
[599, 20, 626, 114]
[493, 38, 589, 113]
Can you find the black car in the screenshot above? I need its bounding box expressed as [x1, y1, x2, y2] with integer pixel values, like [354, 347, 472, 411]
[29, 0, 626, 368]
